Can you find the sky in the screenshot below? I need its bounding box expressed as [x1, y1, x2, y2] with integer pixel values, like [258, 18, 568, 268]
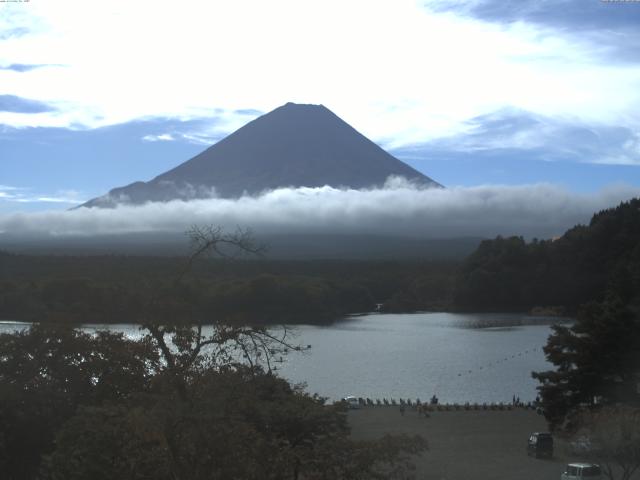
[1, 0, 640, 239]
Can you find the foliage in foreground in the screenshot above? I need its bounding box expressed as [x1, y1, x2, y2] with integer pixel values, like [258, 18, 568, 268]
[532, 296, 640, 432]
[0, 324, 426, 480]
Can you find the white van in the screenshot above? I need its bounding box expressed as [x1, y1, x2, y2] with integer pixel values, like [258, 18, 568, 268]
[561, 463, 602, 480]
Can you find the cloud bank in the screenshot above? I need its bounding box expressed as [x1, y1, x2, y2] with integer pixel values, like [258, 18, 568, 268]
[3, 0, 640, 149]
[1, 182, 638, 241]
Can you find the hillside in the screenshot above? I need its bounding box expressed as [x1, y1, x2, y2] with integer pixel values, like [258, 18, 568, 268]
[453, 197, 640, 311]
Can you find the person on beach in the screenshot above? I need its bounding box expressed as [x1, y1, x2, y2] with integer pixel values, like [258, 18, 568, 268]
[399, 404, 405, 416]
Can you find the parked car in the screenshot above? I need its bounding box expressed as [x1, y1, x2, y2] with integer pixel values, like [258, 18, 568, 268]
[527, 432, 553, 458]
[342, 396, 360, 409]
[561, 463, 602, 479]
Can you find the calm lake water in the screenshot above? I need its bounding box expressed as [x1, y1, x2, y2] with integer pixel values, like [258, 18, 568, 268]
[0, 312, 566, 404]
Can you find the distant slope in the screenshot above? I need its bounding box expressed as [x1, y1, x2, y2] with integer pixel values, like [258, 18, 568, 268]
[453, 197, 640, 311]
[0, 233, 480, 260]
[81, 102, 440, 207]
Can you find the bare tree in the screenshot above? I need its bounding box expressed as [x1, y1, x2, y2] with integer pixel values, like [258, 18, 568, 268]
[140, 225, 305, 397]
[575, 406, 640, 480]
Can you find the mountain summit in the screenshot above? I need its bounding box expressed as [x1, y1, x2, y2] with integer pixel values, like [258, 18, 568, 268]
[81, 102, 441, 207]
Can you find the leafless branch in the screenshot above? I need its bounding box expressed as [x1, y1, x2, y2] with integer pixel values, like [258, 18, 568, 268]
[137, 225, 308, 393]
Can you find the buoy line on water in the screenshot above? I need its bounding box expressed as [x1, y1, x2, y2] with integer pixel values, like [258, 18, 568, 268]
[455, 346, 542, 378]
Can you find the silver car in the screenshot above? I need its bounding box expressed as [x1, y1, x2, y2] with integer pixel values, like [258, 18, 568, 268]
[561, 463, 602, 480]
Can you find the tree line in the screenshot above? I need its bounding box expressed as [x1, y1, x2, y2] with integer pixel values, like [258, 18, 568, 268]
[0, 252, 457, 324]
[525, 200, 640, 480]
[0, 274, 375, 325]
[3, 198, 640, 323]
[454, 198, 640, 313]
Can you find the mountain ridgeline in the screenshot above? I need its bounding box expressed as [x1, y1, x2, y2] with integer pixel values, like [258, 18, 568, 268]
[81, 102, 440, 207]
[454, 197, 640, 312]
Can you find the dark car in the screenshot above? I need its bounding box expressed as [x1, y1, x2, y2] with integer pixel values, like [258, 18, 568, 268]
[527, 432, 553, 458]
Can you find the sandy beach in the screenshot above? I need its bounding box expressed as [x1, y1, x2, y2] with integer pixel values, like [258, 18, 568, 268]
[348, 406, 637, 480]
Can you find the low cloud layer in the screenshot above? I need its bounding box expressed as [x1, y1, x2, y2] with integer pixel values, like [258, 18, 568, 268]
[1, 181, 638, 241]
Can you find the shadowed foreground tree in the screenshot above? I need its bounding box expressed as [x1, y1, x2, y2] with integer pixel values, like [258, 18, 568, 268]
[44, 367, 426, 480]
[532, 296, 640, 431]
[0, 325, 159, 480]
[0, 226, 427, 480]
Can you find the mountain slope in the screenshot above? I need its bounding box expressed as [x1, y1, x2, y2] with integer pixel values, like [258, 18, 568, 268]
[82, 102, 440, 207]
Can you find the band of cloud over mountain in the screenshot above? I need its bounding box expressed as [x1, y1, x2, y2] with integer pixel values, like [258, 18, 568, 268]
[2, 182, 639, 241]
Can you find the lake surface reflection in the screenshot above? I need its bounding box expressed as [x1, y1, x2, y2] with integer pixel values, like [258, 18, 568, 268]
[276, 312, 565, 403]
[0, 312, 567, 404]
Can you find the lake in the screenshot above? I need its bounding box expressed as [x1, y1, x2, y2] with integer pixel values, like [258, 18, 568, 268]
[0, 312, 566, 404]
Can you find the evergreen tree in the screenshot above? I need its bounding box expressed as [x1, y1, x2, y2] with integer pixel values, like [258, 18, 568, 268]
[532, 296, 640, 431]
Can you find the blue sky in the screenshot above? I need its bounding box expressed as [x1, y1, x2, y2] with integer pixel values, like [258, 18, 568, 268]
[1, 0, 640, 214]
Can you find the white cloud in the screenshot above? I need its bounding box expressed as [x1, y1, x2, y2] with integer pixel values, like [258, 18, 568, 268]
[0, 182, 637, 240]
[0, 186, 85, 205]
[1, 0, 639, 148]
[142, 133, 175, 142]
[14, 196, 82, 204]
[0, 185, 21, 199]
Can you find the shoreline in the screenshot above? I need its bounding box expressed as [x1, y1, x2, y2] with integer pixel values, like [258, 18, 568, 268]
[0, 310, 574, 327]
